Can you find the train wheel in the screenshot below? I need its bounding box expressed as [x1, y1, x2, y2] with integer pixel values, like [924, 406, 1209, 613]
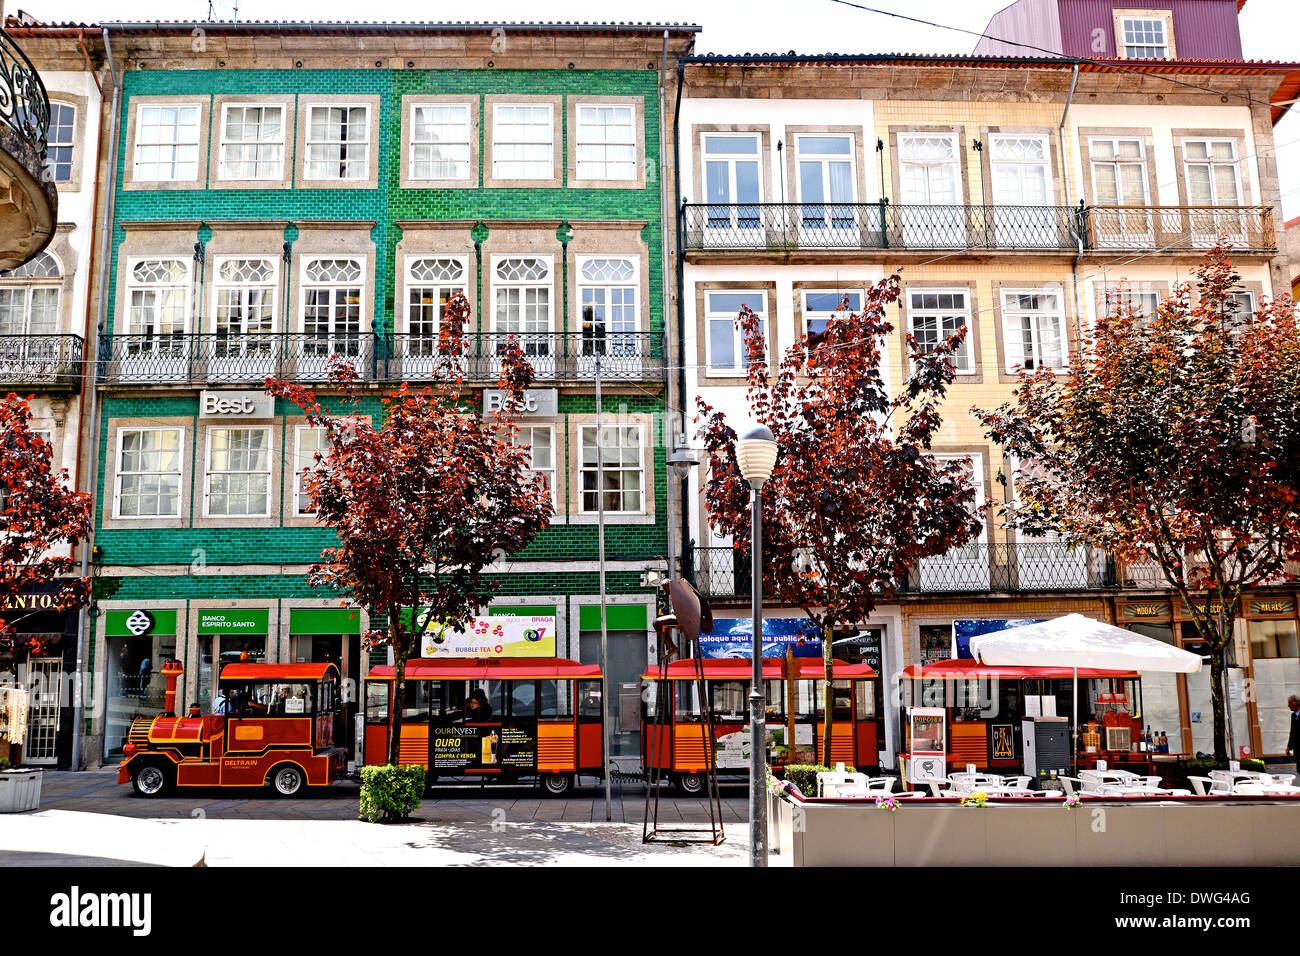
[675, 772, 706, 796]
[131, 762, 172, 798]
[269, 763, 307, 798]
[540, 773, 574, 797]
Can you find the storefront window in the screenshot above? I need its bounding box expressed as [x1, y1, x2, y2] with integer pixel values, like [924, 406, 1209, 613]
[104, 633, 176, 759]
[197, 636, 213, 710]
[1251, 618, 1299, 755]
[218, 635, 265, 675]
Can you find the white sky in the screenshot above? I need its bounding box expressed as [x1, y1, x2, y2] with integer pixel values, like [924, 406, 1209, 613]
[16, 0, 1300, 215]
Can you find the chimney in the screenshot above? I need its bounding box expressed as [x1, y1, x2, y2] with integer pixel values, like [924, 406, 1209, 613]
[161, 659, 184, 717]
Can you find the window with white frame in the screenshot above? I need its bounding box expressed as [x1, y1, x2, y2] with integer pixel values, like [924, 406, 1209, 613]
[206, 427, 272, 517]
[1224, 291, 1256, 328]
[705, 290, 767, 374]
[579, 424, 644, 514]
[1183, 139, 1242, 207]
[406, 257, 468, 351]
[493, 256, 551, 355]
[214, 257, 276, 340]
[1119, 15, 1169, 58]
[907, 290, 973, 372]
[0, 251, 60, 338]
[899, 134, 961, 205]
[293, 425, 328, 516]
[703, 134, 762, 226]
[410, 103, 472, 180]
[802, 289, 863, 336]
[133, 104, 201, 181]
[218, 104, 285, 180]
[305, 105, 370, 180]
[518, 425, 557, 510]
[492, 104, 554, 179]
[1090, 137, 1149, 206]
[575, 104, 636, 180]
[1001, 289, 1067, 372]
[115, 427, 183, 518]
[796, 135, 856, 210]
[126, 259, 190, 337]
[1101, 287, 1160, 320]
[45, 103, 75, 183]
[578, 257, 637, 355]
[301, 258, 363, 353]
[990, 135, 1050, 206]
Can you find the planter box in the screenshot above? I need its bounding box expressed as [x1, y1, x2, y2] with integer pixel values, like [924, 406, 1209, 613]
[0, 768, 43, 813]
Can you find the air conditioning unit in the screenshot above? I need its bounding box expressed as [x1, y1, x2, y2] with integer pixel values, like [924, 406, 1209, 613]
[1106, 726, 1132, 752]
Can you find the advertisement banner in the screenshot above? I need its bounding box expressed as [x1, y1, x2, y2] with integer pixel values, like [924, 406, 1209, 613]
[417, 615, 556, 658]
[952, 618, 1044, 659]
[430, 723, 536, 772]
[698, 618, 822, 659]
[713, 723, 813, 768]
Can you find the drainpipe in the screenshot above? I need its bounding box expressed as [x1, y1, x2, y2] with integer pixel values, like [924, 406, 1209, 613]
[672, 57, 689, 581]
[71, 27, 119, 772]
[658, 31, 679, 583]
[1058, 64, 1085, 344]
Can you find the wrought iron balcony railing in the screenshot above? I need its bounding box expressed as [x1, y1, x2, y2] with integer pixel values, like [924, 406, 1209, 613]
[691, 542, 1118, 600]
[1081, 205, 1275, 253]
[683, 202, 1082, 252]
[96, 331, 664, 385]
[0, 29, 50, 159]
[0, 334, 83, 388]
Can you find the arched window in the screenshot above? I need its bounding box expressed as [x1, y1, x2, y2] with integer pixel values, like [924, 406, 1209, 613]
[0, 252, 62, 337]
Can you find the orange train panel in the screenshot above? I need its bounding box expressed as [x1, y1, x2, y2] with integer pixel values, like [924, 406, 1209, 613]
[176, 761, 221, 787]
[578, 723, 603, 770]
[855, 721, 879, 767]
[148, 715, 205, 744]
[225, 717, 313, 751]
[673, 724, 711, 771]
[814, 723, 856, 767]
[398, 725, 429, 768]
[643, 725, 672, 771]
[537, 723, 577, 772]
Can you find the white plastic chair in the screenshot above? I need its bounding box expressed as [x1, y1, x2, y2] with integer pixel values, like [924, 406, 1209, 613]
[1139, 775, 1163, 790]
[1001, 775, 1032, 791]
[864, 776, 897, 793]
[816, 765, 868, 797]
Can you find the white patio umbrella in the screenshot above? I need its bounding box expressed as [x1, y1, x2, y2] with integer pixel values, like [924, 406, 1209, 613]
[968, 613, 1203, 770]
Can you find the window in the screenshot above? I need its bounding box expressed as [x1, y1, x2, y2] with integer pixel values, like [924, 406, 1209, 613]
[206, 427, 272, 517]
[990, 135, 1050, 206]
[1119, 15, 1169, 58]
[294, 425, 327, 516]
[218, 104, 285, 180]
[493, 256, 552, 356]
[1102, 287, 1160, 321]
[305, 105, 370, 180]
[115, 428, 183, 518]
[1223, 291, 1255, 329]
[133, 104, 201, 181]
[0, 251, 60, 337]
[214, 257, 276, 342]
[703, 134, 762, 229]
[126, 258, 190, 337]
[705, 290, 767, 374]
[492, 104, 553, 179]
[301, 258, 363, 355]
[406, 257, 467, 348]
[796, 134, 855, 227]
[899, 134, 960, 205]
[907, 290, 973, 373]
[803, 290, 863, 336]
[45, 103, 75, 183]
[410, 103, 471, 180]
[518, 425, 556, 510]
[575, 104, 636, 180]
[578, 257, 637, 356]
[580, 424, 644, 514]
[1001, 290, 1067, 372]
[1090, 138, 1149, 207]
[1183, 139, 1242, 207]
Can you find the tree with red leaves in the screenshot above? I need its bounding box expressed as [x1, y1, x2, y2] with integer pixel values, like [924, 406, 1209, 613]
[266, 292, 553, 766]
[0, 394, 91, 652]
[696, 274, 983, 760]
[975, 245, 1300, 759]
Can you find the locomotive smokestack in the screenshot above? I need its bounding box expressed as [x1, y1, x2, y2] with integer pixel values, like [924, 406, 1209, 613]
[161, 659, 184, 717]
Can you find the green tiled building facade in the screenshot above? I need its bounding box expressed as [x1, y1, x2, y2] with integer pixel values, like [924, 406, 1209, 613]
[88, 24, 698, 766]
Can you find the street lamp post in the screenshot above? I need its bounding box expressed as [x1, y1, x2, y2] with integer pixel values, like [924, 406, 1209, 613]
[736, 424, 778, 868]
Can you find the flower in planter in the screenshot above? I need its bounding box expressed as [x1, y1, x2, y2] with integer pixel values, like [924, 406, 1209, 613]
[1062, 792, 1082, 809]
[961, 791, 989, 808]
[875, 795, 899, 811]
[765, 769, 785, 795]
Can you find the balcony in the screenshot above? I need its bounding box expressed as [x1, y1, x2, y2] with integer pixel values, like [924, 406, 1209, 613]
[0, 334, 83, 391]
[683, 202, 1277, 256]
[96, 331, 664, 386]
[0, 29, 55, 271]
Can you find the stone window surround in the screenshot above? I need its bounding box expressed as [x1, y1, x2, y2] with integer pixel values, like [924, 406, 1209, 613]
[927, 444, 992, 543]
[1190, 278, 1266, 316]
[1077, 127, 1161, 208]
[783, 126, 870, 207]
[47, 91, 90, 194]
[112, 221, 201, 335]
[888, 125, 971, 206]
[281, 413, 372, 529]
[566, 94, 646, 190]
[1113, 8, 1177, 59]
[483, 94, 565, 190]
[990, 280, 1078, 383]
[275, 597, 372, 680]
[791, 279, 873, 340]
[1090, 277, 1171, 325]
[289, 220, 377, 336]
[123, 95, 210, 191]
[183, 599, 282, 707]
[0, 224, 76, 336]
[897, 277, 984, 383]
[196, 420, 281, 527]
[977, 127, 1065, 207]
[102, 417, 192, 531]
[200, 222, 292, 334]
[515, 419, 566, 523]
[399, 94, 480, 190]
[566, 411, 657, 524]
[690, 124, 774, 206]
[573, 251, 647, 339]
[695, 280, 778, 386]
[393, 220, 478, 334]
[1170, 128, 1255, 209]
[295, 94, 383, 191]
[564, 220, 652, 334]
[211, 94, 296, 190]
[119, 250, 196, 336]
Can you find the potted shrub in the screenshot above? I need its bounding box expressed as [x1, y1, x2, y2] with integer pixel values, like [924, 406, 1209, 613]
[358, 764, 425, 823]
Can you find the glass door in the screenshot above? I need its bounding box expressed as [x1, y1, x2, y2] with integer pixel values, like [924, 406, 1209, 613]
[989, 134, 1057, 248]
[1090, 138, 1153, 247]
[702, 134, 764, 247]
[796, 134, 856, 246]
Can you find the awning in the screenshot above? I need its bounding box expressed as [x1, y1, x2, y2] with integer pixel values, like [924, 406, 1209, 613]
[368, 658, 602, 680]
[968, 614, 1203, 674]
[642, 658, 875, 681]
[903, 661, 1139, 680]
[220, 662, 341, 681]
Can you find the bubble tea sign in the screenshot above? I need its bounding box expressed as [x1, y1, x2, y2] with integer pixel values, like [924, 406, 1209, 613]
[418, 615, 556, 658]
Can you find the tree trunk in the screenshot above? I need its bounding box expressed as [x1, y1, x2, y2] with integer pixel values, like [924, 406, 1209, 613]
[386, 612, 410, 767]
[1207, 612, 1236, 762]
[821, 618, 834, 766]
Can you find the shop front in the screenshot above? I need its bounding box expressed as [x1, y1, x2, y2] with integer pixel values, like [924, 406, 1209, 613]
[577, 603, 648, 759]
[0, 585, 79, 767]
[102, 608, 179, 761]
[194, 609, 270, 714]
[288, 607, 363, 758]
